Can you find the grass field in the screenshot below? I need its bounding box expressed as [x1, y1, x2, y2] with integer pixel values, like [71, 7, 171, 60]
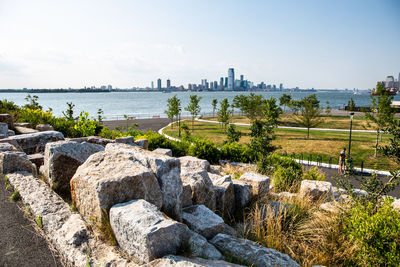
[163, 120, 397, 171]
[206, 114, 373, 130]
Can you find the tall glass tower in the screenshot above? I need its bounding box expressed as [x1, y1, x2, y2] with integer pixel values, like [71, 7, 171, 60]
[228, 68, 235, 90]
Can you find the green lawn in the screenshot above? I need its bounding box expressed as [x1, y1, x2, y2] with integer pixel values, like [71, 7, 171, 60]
[164, 120, 397, 171]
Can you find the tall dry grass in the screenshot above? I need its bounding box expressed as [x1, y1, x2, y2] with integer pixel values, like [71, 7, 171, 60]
[242, 194, 356, 266]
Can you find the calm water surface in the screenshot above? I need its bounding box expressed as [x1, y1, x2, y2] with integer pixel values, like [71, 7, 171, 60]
[2, 91, 399, 120]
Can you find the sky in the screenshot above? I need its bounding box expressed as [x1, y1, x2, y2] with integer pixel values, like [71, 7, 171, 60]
[0, 0, 399, 90]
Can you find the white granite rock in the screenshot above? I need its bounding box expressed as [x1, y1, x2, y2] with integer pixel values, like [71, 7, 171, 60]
[239, 172, 270, 197]
[208, 173, 235, 219]
[186, 231, 223, 260]
[36, 124, 54, 131]
[299, 180, 333, 201]
[153, 148, 173, 156]
[179, 156, 211, 172]
[232, 180, 252, 210]
[143, 255, 244, 267]
[0, 151, 37, 176]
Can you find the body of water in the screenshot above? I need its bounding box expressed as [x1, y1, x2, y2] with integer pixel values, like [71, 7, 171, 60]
[2, 91, 399, 120]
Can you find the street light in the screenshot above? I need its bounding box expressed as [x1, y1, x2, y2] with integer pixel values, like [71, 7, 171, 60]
[178, 108, 181, 138]
[348, 112, 354, 158]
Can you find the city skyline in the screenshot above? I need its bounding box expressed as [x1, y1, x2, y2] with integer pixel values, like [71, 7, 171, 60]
[0, 0, 399, 89]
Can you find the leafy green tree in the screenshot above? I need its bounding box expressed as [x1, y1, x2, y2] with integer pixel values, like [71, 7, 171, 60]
[62, 102, 76, 121]
[212, 99, 218, 117]
[365, 83, 396, 157]
[225, 124, 241, 144]
[165, 95, 181, 128]
[184, 94, 202, 131]
[347, 98, 356, 111]
[24, 94, 42, 110]
[293, 94, 323, 138]
[97, 108, 104, 123]
[233, 93, 264, 121]
[217, 98, 232, 131]
[249, 120, 276, 161]
[74, 111, 98, 137]
[381, 119, 400, 164]
[279, 94, 292, 112]
[263, 97, 282, 127]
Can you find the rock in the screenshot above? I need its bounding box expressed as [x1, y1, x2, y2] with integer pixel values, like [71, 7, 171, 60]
[68, 136, 115, 147]
[233, 181, 252, 210]
[153, 148, 173, 156]
[209, 165, 221, 175]
[71, 150, 163, 223]
[210, 234, 300, 267]
[239, 172, 270, 198]
[14, 122, 31, 128]
[36, 124, 54, 131]
[143, 255, 244, 267]
[392, 199, 400, 211]
[180, 169, 216, 211]
[186, 231, 223, 260]
[135, 138, 149, 150]
[105, 143, 182, 221]
[352, 188, 369, 197]
[179, 156, 211, 172]
[115, 136, 135, 145]
[0, 151, 37, 175]
[0, 131, 64, 154]
[270, 191, 298, 201]
[43, 141, 104, 194]
[15, 126, 39, 134]
[299, 180, 333, 201]
[0, 114, 13, 129]
[8, 130, 15, 136]
[182, 205, 235, 240]
[209, 173, 235, 219]
[28, 153, 44, 172]
[0, 123, 8, 138]
[110, 200, 187, 264]
[182, 184, 193, 207]
[0, 143, 15, 152]
[319, 202, 338, 213]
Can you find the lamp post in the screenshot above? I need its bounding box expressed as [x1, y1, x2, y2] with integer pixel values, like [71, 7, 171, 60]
[348, 112, 354, 158]
[178, 108, 181, 138]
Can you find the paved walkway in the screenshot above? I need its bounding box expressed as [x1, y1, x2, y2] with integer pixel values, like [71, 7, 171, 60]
[0, 175, 63, 267]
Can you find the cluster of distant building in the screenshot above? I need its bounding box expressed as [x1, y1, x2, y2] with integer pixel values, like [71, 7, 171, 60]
[150, 68, 300, 92]
[379, 73, 400, 92]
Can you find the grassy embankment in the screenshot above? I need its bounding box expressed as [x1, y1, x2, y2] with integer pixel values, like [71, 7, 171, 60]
[163, 119, 397, 171]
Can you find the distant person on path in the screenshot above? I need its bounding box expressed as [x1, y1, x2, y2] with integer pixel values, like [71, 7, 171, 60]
[339, 148, 346, 174]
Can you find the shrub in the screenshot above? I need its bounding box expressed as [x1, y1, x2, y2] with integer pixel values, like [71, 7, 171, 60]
[344, 199, 400, 266]
[137, 131, 189, 157]
[188, 138, 220, 164]
[51, 117, 79, 138]
[0, 99, 20, 121]
[273, 165, 303, 192]
[257, 154, 303, 176]
[224, 124, 241, 144]
[99, 126, 124, 139]
[303, 167, 326, 181]
[220, 142, 252, 163]
[74, 112, 99, 137]
[19, 108, 54, 128]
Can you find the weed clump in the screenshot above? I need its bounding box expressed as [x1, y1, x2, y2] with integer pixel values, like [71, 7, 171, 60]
[10, 189, 21, 202]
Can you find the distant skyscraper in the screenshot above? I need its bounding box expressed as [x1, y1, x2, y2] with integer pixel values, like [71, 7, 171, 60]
[279, 83, 283, 91]
[228, 68, 235, 90]
[398, 72, 400, 82]
[220, 77, 224, 89]
[214, 81, 218, 89]
[167, 79, 171, 89]
[224, 77, 228, 89]
[240, 75, 244, 88]
[151, 81, 154, 90]
[157, 78, 162, 90]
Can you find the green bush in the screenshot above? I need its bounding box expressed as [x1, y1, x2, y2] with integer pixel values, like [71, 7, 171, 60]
[273, 165, 303, 192]
[303, 166, 326, 181]
[220, 142, 252, 163]
[19, 108, 54, 128]
[0, 99, 20, 122]
[51, 117, 79, 138]
[74, 112, 99, 137]
[344, 199, 400, 266]
[188, 138, 220, 164]
[137, 131, 189, 157]
[257, 154, 303, 176]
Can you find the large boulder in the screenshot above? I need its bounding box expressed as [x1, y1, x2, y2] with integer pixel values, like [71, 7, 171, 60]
[68, 136, 115, 147]
[105, 143, 183, 220]
[43, 141, 104, 194]
[14, 126, 39, 134]
[110, 200, 187, 264]
[210, 234, 300, 267]
[153, 148, 173, 156]
[28, 153, 44, 172]
[233, 181, 252, 210]
[179, 156, 211, 172]
[182, 184, 193, 208]
[115, 136, 135, 145]
[36, 124, 54, 131]
[180, 169, 216, 211]
[70, 150, 163, 223]
[134, 139, 149, 150]
[0, 123, 8, 139]
[239, 172, 270, 198]
[0, 114, 13, 129]
[0, 151, 37, 175]
[0, 143, 15, 152]
[182, 205, 235, 240]
[392, 199, 400, 211]
[143, 255, 244, 267]
[0, 131, 64, 154]
[186, 230, 223, 260]
[299, 180, 333, 201]
[209, 173, 235, 219]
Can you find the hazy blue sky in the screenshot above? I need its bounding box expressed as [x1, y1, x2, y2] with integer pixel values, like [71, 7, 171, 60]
[0, 0, 399, 89]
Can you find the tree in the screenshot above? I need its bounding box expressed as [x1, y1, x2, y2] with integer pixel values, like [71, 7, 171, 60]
[24, 94, 42, 110]
[62, 102, 76, 121]
[212, 99, 218, 117]
[365, 83, 396, 157]
[293, 94, 323, 138]
[217, 98, 232, 131]
[249, 120, 276, 161]
[233, 93, 264, 121]
[381, 119, 400, 164]
[263, 97, 282, 127]
[348, 98, 356, 111]
[279, 94, 292, 112]
[325, 101, 331, 115]
[165, 95, 181, 129]
[185, 94, 202, 131]
[225, 124, 241, 144]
